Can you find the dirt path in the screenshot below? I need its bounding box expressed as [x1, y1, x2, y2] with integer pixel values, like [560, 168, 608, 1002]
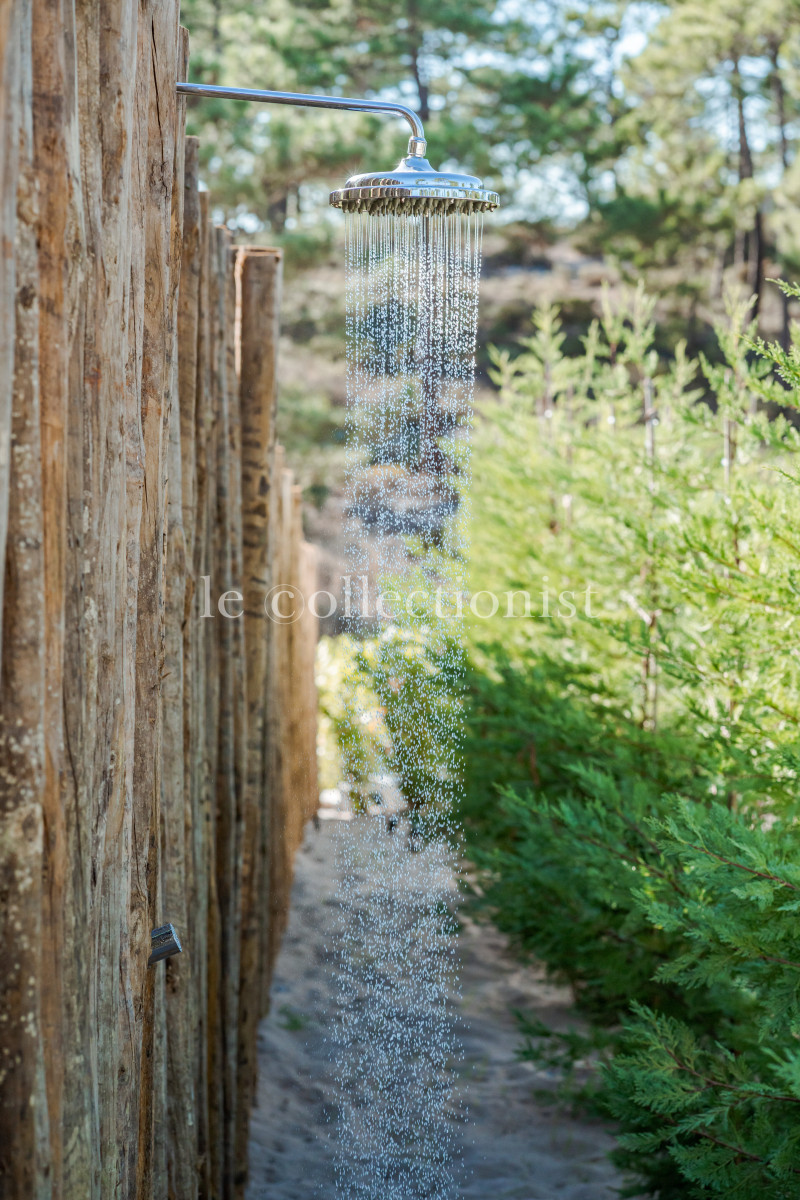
[245, 816, 627, 1199]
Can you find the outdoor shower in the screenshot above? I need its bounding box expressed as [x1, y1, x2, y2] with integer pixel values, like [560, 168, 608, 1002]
[178, 81, 499, 489]
[177, 80, 496, 1200]
[176, 83, 500, 215]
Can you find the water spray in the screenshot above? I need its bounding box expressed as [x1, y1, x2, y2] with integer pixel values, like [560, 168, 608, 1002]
[178, 79, 496, 1200]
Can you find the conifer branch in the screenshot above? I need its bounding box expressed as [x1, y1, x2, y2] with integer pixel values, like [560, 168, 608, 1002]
[680, 843, 800, 893]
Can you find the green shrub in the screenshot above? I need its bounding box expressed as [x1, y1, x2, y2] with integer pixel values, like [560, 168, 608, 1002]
[316, 625, 462, 828]
[460, 284, 800, 1196]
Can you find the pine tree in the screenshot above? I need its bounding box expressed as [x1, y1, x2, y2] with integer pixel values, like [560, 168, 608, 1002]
[604, 0, 800, 317]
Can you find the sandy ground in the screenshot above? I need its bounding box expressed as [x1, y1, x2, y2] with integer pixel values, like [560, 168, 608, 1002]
[246, 815, 628, 1200]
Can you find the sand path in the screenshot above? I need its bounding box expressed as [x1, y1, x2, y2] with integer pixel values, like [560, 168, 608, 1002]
[245, 816, 627, 1199]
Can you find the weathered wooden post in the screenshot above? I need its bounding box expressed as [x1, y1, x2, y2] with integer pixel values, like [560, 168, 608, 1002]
[0, 4, 319, 1194]
[235, 247, 282, 1189]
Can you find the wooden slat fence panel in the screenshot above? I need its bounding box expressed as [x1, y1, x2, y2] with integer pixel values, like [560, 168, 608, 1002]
[0, 5, 320, 1197]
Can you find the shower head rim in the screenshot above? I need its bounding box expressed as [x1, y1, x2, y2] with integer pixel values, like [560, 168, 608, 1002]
[329, 184, 500, 211]
[329, 153, 500, 213]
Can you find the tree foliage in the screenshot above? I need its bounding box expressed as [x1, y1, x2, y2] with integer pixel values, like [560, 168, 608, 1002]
[180, 0, 800, 311]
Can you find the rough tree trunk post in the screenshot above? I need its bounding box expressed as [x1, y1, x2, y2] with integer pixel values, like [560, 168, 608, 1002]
[0, 10, 47, 1192]
[235, 247, 282, 1195]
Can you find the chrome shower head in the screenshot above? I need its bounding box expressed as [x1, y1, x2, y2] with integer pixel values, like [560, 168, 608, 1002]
[175, 84, 500, 216]
[330, 138, 499, 216]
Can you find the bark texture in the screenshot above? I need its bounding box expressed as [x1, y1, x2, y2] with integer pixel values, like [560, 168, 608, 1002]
[0, 6, 319, 1197]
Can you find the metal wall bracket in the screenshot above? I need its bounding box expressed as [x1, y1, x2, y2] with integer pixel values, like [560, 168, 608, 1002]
[148, 923, 183, 966]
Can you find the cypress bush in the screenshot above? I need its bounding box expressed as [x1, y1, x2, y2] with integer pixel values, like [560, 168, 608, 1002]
[461, 283, 800, 1196]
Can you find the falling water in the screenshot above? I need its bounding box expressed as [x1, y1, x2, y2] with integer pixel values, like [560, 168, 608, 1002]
[331, 208, 484, 1199]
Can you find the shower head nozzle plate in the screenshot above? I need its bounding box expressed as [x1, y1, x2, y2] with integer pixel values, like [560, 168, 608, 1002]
[330, 155, 499, 215]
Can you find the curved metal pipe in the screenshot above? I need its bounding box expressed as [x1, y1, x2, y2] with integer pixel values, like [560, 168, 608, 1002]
[176, 82, 427, 155]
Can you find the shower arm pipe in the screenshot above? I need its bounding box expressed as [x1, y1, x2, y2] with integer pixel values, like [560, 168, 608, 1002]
[176, 82, 427, 157]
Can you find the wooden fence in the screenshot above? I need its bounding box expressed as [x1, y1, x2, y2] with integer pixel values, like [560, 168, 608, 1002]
[0, 2, 319, 1197]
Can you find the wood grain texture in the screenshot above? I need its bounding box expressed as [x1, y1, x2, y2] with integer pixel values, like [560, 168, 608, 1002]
[0, 6, 319, 1195]
[0, 0, 21, 654]
[235, 248, 281, 1195]
[31, 0, 84, 1190]
[0, 11, 48, 1191]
